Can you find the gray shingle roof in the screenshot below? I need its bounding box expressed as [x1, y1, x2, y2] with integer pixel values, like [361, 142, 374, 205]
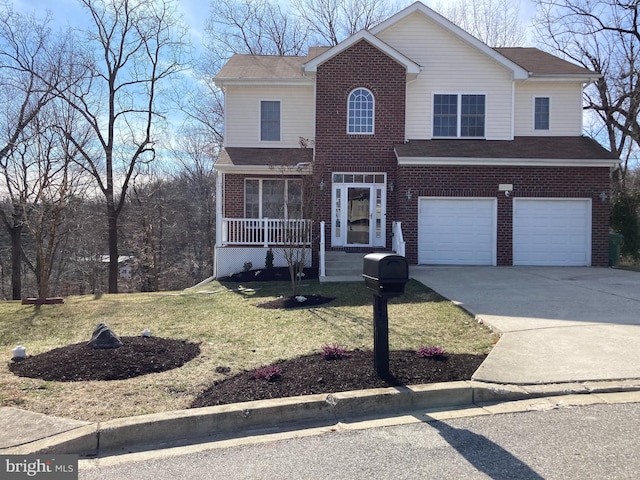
[395, 136, 617, 160]
[216, 46, 595, 81]
[217, 147, 313, 167]
[495, 48, 595, 76]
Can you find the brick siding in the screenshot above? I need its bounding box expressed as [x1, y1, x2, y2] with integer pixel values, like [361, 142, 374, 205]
[396, 165, 611, 266]
[313, 40, 407, 250]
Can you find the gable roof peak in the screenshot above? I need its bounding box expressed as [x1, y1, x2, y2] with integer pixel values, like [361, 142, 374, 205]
[302, 29, 421, 77]
[370, 1, 529, 80]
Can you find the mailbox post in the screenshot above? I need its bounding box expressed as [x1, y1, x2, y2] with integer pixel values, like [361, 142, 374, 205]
[363, 253, 409, 377]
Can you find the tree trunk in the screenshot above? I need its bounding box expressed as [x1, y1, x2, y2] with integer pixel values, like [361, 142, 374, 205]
[10, 223, 22, 300]
[107, 206, 119, 294]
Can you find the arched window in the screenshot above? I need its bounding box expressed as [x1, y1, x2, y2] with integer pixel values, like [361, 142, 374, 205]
[347, 88, 374, 134]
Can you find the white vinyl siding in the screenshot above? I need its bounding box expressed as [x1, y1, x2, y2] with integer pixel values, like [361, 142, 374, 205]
[514, 83, 584, 136]
[224, 85, 315, 147]
[377, 11, 514, 140]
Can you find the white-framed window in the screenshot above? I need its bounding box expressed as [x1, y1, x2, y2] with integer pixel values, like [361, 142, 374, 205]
[260, 100, 281, 141]
[347, 88, 374, 134]
[433, 94, 486, 138]
[534, 97, 550, 130]
[245, 178, 302, 218]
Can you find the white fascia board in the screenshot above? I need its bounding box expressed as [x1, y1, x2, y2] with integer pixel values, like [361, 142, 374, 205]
[302, 30, 421, 75]
[524, 74, 602, 83]
[214, 78, 313, 88]
[370, 2, 529, 80]
[214, 164, 314, 175]
[396, 156, 620, 168]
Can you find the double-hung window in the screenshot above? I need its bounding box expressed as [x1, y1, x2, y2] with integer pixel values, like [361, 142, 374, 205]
[347, 88, 374, 134]
[260, 100, 281, 141]
[433, 94, 485, 138]
[534, 97, 550, 130]
[245, 179, 302, 219]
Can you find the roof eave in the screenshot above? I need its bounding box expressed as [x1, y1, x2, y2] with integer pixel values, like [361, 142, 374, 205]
[214, 77, 313, 88]
[395, 155, 620, 168]
[214, 164, 314, 175]
[524, 73, 602, 83]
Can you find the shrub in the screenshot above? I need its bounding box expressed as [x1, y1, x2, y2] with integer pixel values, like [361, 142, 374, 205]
[321, 343, 352, 360]
[243, 262, 253, 272]
[265, 249, 274, 269]
[416, 345, 446, 358]
[251, 365, 282, 382]
[611, 192, 640, 259]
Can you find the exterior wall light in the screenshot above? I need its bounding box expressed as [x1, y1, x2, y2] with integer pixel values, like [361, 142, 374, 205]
[406, 189, 412, 200]
[389, 181, 394, 192]
[319, 179, 325, 190]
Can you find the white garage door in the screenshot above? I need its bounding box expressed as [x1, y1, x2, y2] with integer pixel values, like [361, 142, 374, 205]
[418, 198, 496, 265]
[513, 199, 591, 266]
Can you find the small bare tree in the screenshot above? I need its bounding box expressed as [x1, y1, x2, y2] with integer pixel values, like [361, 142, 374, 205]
[291, 0, 401, 46]
[436, 0, 527, 47]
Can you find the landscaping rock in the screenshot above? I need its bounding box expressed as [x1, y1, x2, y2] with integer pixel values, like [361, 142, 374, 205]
[87, 323, 123, 349]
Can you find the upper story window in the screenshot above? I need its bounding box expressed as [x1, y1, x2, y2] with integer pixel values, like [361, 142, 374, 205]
[245, 178, 302, 219]
[534, 97, 550, 130]
[261, 100, 281, 141]
[433, 94, 485, 138]
[347, 88, 374, 134]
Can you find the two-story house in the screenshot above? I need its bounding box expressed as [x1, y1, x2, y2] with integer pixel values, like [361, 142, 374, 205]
[213, 1, 619, 279]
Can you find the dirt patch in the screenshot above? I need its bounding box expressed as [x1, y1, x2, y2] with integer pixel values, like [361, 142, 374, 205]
[9, 337, 200, 382]
[257, 295, 335, 309]
[192, 350, 485, 408]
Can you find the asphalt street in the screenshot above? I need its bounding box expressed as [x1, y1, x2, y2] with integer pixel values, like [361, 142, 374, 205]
[79, 402, 640, 479]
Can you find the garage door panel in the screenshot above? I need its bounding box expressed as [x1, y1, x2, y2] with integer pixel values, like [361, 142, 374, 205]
[419, 198, 496, 265]
[513, 199, 591, 266]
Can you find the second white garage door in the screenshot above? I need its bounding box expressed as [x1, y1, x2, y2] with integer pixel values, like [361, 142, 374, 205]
[418, 198, 496, 265]
[513, 198, 591, 266]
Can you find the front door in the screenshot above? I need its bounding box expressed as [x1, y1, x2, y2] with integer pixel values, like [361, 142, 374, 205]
[331, 173, 386, 247]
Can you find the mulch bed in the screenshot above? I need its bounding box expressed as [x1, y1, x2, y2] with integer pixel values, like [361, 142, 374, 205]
[192, 350, 485, 408]
[220, 267, 318, 283]
[9, 337, 201, 382]
[8, 340, 485, 408]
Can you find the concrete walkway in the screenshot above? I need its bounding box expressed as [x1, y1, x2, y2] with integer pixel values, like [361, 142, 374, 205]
[411, 266, 640, 385]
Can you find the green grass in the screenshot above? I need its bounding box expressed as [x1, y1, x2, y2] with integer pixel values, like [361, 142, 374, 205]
[0, 279, 495, 422]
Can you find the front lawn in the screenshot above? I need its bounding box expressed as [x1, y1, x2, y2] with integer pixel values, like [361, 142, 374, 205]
[0, 279, 495, 422]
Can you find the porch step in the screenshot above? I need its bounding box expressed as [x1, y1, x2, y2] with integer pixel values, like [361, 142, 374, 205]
[321, 252, 366, 283]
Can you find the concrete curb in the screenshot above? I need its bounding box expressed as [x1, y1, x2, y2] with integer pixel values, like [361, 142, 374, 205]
[7, 379, 640, 457]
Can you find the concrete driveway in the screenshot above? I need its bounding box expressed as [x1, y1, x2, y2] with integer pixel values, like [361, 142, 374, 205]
[410, 267, 640, 385]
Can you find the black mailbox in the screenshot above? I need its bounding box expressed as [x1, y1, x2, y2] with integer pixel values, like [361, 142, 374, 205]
[363, 253, 409, 298]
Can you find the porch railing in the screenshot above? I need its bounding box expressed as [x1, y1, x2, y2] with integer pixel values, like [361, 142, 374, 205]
[392, 221, 406, 257]
[222, 218, 313, 246]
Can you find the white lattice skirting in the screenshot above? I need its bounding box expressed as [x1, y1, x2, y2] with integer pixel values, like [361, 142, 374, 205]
[215, 246, 312, 278]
